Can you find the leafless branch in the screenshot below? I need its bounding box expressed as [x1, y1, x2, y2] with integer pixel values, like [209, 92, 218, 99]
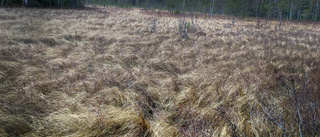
[254, 99, 288, 137]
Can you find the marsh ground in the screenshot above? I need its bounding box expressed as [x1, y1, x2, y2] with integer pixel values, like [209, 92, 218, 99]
[0, 6, 320, 137]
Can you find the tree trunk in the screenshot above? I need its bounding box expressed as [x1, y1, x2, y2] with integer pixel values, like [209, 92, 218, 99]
[298, 8, 301, 21]
[241, 4, 243, 18]
[183, 0, 185, 12]
[222, 7, 224, 15]
[311, 0, 315, 13]
[257, 0, 264, 28]
[256, 0, 260, 18]
[289, 1, 293, 21]
[210, 0, 214, 16]
[77, 0, 79, 8]
[279, 10, 282, 30]
[58, 0, 60, 8]
[274, 0, 278, 19]
[315, 0, 319, 21]
[265, 0, 272, 24]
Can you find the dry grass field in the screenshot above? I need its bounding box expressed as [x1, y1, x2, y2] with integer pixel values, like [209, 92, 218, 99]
[0, 6, 320, 137]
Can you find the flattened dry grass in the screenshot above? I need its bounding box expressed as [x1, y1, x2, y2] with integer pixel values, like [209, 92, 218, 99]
[0, 6, 319, 137]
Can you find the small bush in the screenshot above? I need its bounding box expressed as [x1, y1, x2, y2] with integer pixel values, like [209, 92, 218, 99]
[174, 9, 180, 14]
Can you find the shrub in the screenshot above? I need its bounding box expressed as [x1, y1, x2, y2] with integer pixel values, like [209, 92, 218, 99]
[174, 9, 180, 14]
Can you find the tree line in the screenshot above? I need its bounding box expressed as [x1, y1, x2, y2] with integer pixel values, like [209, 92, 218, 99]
[1, 0, 320, 22]
[0, 0, 85, 8]
[89, 0, 320, 22]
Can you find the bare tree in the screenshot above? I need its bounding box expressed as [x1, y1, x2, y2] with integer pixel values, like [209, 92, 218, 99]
[315, 0, 319, 21]
[210, 0, 215, 16]
[257, 0, 264, 28]
[289, 0, 293, 21]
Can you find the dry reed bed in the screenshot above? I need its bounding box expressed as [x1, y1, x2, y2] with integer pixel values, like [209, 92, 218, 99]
[0, 7, 319, 137]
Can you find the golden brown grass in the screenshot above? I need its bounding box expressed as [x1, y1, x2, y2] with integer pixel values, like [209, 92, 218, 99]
[0, 6, 319, 137]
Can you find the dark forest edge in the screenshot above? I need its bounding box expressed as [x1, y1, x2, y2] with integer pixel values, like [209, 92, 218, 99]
[0, 0, 85, 8]
[1, 0, 320, 23]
